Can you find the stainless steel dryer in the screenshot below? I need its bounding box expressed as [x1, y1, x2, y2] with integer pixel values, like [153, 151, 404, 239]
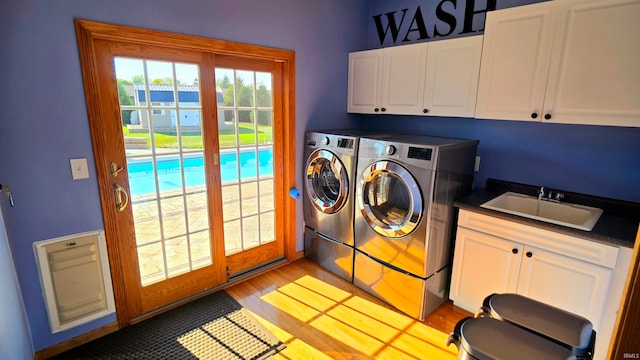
[353, 134, 478, 320]
[303, 129, 388, 282]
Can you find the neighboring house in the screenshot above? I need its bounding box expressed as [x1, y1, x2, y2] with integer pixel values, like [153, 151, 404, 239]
[124, 84, 227, 132]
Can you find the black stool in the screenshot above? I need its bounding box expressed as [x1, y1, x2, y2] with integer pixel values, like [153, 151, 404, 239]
[447, 293, 595, 360]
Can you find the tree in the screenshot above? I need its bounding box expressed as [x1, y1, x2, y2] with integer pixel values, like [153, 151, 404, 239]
[236, 78, 253, 108]
[216, 74, 231, 89]
[149, 77, 186, 85]
[151, 78, 173, 85]
[117, 80, 134, 125]
[256, 83, 271, 107]
[219, 76, 272, 124]
[223, 85, 234, 106]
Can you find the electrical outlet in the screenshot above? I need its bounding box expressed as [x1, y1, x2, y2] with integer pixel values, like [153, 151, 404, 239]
[474, 156, 480, 172]
[70, 158, 90, 180]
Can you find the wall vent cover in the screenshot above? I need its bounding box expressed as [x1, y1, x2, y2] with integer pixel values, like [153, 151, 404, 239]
[34, 230, 115, 333]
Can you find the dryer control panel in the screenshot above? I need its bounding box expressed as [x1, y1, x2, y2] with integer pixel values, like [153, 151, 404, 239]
[337, 138, 354, 149]
[408, 147, 433, 161]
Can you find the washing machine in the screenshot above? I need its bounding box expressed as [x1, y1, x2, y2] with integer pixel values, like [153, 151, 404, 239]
[353, 134, 478, 319]
[303, 129, 388, 282]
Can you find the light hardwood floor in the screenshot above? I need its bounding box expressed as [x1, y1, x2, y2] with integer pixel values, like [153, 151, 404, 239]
[226, 258, 472, 359]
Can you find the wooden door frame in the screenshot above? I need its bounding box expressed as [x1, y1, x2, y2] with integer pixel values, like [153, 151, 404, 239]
[608, 225, 640, 358]
[75, 19, 296, 327]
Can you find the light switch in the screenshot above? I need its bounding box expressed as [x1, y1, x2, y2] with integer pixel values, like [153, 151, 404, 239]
[70, 158, 90, 180]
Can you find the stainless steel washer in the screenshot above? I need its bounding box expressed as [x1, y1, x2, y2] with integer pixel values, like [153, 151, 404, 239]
[303, 130, 388, 282]
[353, 134, 478, 319]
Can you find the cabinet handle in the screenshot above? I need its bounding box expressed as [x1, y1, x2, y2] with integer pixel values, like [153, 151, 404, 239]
[531, 112, 538, 119]
[381, 107, 386, 112]
[526, 251, 533, 258]
[423, 108, 429, 114]
[374, 108, 379, 112]
[512, 248, 519, 254]
[544, 113, 552, 120]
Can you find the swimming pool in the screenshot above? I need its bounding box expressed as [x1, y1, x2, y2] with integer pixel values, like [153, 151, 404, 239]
[128, 148, 273, 196]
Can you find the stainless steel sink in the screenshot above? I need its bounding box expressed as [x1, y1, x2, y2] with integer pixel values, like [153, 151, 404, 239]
[480, 192, 603, 231]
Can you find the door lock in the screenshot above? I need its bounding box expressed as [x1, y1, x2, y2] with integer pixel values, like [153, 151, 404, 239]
[110, 162, 124, 177]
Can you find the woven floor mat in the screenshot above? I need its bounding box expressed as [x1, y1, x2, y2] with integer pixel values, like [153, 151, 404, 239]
[54, 290, 285, 359]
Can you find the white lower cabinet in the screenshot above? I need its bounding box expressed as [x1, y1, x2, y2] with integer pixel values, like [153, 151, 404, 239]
[451, 226, 614, 328]
[515, 244, 613, 328]
[450, 209, 630, 359]
[449, 227, 522, 310]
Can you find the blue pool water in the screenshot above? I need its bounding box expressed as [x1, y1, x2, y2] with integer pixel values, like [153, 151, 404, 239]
[128, 148, 273, 196]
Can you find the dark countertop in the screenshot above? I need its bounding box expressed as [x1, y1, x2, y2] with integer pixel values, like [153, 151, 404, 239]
[454, 180, 639, 249]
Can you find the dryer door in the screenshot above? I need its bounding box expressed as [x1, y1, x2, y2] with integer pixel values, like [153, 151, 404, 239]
[358, 160, 423, 238]
[305, 149, 349, 214]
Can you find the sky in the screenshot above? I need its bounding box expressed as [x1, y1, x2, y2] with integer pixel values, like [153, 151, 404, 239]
[113, 57, 273, 90]
[114, 57, 200, 85]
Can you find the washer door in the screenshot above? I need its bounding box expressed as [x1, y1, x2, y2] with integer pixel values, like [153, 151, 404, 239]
[358, 161, 423, 238]
[305, 149, 349, 214]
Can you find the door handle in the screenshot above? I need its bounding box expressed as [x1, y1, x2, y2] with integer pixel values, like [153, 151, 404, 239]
[113, 183, 129, 212]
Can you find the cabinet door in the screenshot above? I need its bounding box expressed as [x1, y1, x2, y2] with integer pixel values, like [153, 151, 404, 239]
[516, 246, 613, 330]
[475, 2, 557, 121]
[380, 43, 427, 115]
[347, 49, 383, 114]
[450, 227, 522, 313]
[423, 36, 483, 118]
[542, 0, 640, 126]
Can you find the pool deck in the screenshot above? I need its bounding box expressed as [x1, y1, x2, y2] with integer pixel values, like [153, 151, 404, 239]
[132, 178, 275, 285]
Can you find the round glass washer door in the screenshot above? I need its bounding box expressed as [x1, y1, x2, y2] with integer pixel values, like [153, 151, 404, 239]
[357, 160, 423, 238]
[305, 149, 349, 214]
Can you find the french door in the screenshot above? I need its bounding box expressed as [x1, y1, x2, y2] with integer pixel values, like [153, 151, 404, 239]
[76, 20, 295, 324]
[213, 56, 285, 277]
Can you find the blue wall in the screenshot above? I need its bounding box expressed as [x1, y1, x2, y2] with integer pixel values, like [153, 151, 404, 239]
[365, 0, 547, 49]
[359, 116, 640, 202]
[1, 0, 638, 354]
[358, 0, 640, 202]
[0, 206, 33, 359]
[0, 0, 367, 351]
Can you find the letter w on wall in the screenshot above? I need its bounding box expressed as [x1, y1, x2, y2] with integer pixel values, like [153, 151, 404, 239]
[373, 9, 408, 45]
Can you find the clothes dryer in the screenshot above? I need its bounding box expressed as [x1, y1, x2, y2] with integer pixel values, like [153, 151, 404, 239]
[353, 134, 478, 319]
[303, 129, 388, 282]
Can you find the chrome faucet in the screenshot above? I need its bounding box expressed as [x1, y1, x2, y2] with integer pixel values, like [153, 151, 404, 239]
[538, 186, 546, 201]
[552, 192, 565, 202]
[538, 186, 564, 203]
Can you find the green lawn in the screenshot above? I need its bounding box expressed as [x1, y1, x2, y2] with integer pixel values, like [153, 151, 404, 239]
[123, 123, 272, 148]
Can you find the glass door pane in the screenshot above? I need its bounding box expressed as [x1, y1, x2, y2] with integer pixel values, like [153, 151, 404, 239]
[215, 68, 275, 256]
[115, 57, 212, 286]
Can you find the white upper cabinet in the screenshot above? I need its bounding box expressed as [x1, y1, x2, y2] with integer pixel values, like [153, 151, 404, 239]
[347, 49, 384, 114]
[380, 43, 427, 115]
[546, 0, 640, 126]
[348, 36, 483, 117]
[476, 0, 640, 127]
[423, 36, 483, 117]
[475, 2, 557, 122]
[348, 43, 427, 115]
